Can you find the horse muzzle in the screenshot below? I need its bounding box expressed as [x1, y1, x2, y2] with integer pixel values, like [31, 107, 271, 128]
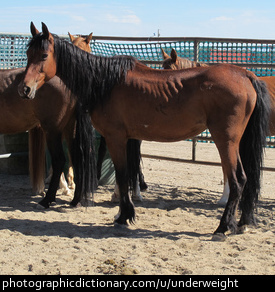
[18, 82, 37, 100]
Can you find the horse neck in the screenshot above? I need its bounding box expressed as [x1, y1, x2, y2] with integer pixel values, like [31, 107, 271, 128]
[54, 36, 136, 111]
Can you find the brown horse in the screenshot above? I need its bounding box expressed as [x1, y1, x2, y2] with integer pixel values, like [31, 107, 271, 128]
[19, 23, 270, 240]
[0, 68, 76, 205]
[161, 48, 207, 69]
[68, 32, 93, 53]
[162, 48, 275, 205]
[0, 32, 94, 209]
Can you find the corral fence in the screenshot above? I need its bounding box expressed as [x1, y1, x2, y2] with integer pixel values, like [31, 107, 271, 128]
[1, 33, 275, 170]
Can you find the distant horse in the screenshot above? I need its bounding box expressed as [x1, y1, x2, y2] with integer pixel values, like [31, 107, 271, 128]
[162, 48, 275, 206]
[19, 22, 270, 240]
[68, 32, 93, 52]
[161, 48, 207, 69]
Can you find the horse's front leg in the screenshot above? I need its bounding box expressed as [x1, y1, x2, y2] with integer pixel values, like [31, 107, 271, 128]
[115, 167, 135, 225]
[40, 133, 65, 208]
[106, 137, 135, 225]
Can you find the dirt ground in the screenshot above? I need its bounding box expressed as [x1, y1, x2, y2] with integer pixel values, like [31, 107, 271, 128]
[0, 140, 274, 275]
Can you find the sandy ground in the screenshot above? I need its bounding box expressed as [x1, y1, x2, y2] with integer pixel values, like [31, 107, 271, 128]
[0, 140, 274, 275]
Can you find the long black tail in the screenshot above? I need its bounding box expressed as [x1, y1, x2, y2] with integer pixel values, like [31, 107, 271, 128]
[71, 104, 97, 206]
[127, 139, 141, 194]
[239, 78, 270, 225]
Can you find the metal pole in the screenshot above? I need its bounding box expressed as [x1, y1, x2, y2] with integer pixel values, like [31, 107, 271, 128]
[192, 138, 197, 162]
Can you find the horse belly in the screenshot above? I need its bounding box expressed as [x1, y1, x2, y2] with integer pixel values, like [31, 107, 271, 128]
[124, 97, 207, 142]
[134, 117, 206, 142]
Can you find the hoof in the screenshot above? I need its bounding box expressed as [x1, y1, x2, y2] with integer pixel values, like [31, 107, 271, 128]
[36, 203, 48, 210]
[212, 233, 227, 242]
[237, 225, 249, 234]
[217, 198, 227, 207]
[69, 202, 82, 208]
[139, 182, 148, 192]
[114, 215, 128, 226]
[70, 199, 81, 207]
[38, 199, 53, 209]
[132, 193, 143, 202]
[62, 188, 71, 196]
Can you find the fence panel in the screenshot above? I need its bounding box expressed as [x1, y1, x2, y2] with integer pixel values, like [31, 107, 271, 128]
[0, 34, 32, 69]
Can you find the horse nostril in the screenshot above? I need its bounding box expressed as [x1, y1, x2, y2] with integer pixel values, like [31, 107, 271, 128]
[23, 86, 31, 96]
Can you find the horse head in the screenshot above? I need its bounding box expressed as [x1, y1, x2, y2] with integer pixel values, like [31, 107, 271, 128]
[18, 22, 57, 99]
[161, 48, 180, 70]
[68, 32, 93, 53]
[161, 48, 208, 70]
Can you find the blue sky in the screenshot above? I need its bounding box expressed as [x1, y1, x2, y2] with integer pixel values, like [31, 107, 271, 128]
[1, 0, 275, 39]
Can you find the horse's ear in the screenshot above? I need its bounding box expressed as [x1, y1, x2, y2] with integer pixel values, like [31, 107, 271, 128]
[68, 32, 75, 42]
[171, 48, 178, 63]
[41, 22, 50, 39]
[86, 32, 93, 44]
[30, 22, 39, 37]
[161, 48, 170, 60]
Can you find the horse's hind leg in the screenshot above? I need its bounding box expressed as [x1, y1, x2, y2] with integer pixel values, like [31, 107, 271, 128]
[39, 133, 65, 208]
[105, 136, 135, 225]
[138, 165, 148, 191]
[213, 144, 247, 240]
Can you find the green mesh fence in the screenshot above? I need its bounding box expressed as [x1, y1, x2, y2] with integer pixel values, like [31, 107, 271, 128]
[1, 33, 275, 74]
[91, 38, 275, 75]
[1, 33, 275, 145]
[0, 34, 31, 69]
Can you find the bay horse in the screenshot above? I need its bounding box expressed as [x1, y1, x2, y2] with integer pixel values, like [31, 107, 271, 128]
[0, 32, 96, 209]
[162, 48, 275, 206]
[0, 68, 76, 205]
[19, 23, 270, 240]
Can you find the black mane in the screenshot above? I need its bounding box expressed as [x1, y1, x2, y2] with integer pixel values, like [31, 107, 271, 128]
[53, 35, 136, 112]
[27, 32, 50, 52]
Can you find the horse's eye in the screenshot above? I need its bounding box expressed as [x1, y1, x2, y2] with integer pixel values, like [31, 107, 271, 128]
[42, 53, 48, 61]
